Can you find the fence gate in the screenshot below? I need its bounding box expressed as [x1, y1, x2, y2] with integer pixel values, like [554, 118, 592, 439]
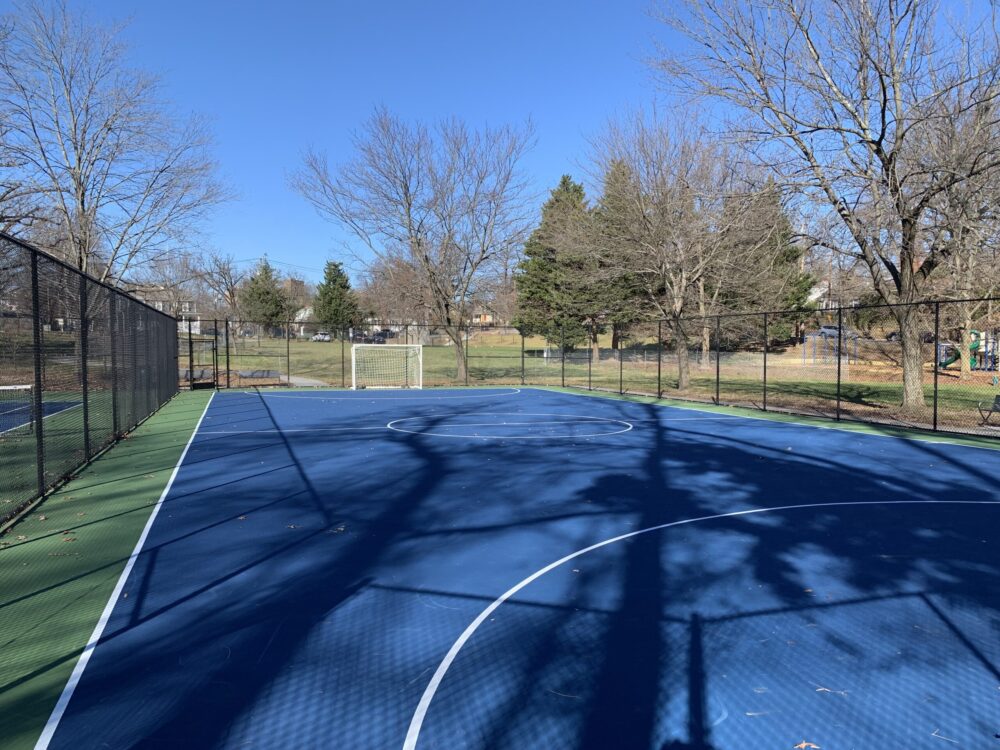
[180, 329, 217, 389]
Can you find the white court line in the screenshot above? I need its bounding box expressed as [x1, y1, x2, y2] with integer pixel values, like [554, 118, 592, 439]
[543, 388, 1000, 452]
[34, 392, 216, 750]
[0, 400, 84, 436]
[387, 412, 633, 440]
[199, 426, 387, 435]
[402, 497, 1000, 749]
[233, 387, 522, 401]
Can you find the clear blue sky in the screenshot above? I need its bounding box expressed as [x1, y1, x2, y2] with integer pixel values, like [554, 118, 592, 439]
[17, 0, 669, 282]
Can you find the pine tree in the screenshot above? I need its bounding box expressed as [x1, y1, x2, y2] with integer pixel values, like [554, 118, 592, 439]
[240, 258, 291, 330]
[313, 261, 360, 333]
[513, 176, 591, 348]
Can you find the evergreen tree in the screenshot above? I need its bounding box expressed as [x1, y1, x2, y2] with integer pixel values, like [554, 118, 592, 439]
[513, 176, 591, 348]
[313, 260, 360, 333]
[240, 258, 291, 330]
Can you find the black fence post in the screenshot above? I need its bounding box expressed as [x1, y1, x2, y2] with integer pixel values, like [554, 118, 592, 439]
[109, 293, 119, 434]
[657, 320, 663, 398]
[213, 319, 219, 387]
[933, 302, 940, 431]
[618, 331, 624, 395]
[835, 306, 843, 421]
[762, 312, 768, 411]
[560, 326, 566, 388]
[78, 274, 90, 459]
[30, 250, 45, 497]
[588, 322, 594, 391]
[715, 316, 721, 405]
[187, 318, 194, 390]
[225, 318, 231, 389]
[520, 330, 525, 386]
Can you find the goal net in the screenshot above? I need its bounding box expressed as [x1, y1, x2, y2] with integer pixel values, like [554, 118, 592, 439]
[352, 345, 423, 389]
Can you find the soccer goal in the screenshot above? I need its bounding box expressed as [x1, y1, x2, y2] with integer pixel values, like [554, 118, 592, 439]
[352, 344, 423, 389]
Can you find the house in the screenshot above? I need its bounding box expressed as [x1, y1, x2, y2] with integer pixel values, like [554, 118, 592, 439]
[126, 284, 201, 333]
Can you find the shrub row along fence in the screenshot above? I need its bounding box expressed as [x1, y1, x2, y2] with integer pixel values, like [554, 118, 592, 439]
[182, 298, 1000, 437]
[0, 233, 179, 525]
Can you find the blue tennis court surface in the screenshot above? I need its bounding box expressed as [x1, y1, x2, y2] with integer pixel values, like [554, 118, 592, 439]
[40, 387, 1000, 749]
[0, 398, 80, 434]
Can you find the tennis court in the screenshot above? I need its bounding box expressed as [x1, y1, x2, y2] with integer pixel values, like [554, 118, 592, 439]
[7, 386, 1000, 749]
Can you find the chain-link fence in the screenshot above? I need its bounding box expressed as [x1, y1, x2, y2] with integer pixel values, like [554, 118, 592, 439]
[0, 233, 178, 524]
[185, 300, 1000, 437]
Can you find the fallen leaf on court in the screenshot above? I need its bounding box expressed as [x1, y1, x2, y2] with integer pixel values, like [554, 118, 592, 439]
[37, 514, 47, 521]
[16, 535, 26, 541]
[63, 537, 77, 542]
[793, 743, 820, 749]
[237, 515, 247, 520]
[287, 524, 299, 529]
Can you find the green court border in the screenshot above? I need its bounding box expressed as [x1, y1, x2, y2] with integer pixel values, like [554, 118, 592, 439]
[0, 391, 212, 750]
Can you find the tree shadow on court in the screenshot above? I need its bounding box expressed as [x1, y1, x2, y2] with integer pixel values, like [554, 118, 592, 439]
[3, 392, 503, 749]
[7, 389, 1000, 748]
[402, 395, 1000, 748]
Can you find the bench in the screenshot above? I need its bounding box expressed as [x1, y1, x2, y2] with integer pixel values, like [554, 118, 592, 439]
[977, 395, 1000, 425]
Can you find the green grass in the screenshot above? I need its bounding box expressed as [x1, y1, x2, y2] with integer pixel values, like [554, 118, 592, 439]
[0, 391, 211, 750]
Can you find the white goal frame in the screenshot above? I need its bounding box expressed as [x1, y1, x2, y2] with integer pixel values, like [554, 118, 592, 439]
[351, 344, 423, 390]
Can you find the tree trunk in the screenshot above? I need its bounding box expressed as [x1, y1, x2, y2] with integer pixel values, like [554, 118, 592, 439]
[447, 326, 467, 381]
[591, 325, 600, 361]
[700, 323, 711, 369]
[611, 324, 620, 350]
[897, 308, 926, 412]
[959, 316, 973, 381]
[674, 318, 690, 390]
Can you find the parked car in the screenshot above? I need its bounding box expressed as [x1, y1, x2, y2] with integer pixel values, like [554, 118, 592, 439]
[818, 325, 859, 339]
[311, 332, 331, 342]
[372, 333, 387, 344]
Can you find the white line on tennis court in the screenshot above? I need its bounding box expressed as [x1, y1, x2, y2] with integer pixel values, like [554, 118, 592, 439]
[401, 497, 1000, 750]
[34, 392, 216, 750]
[199, 426, 388, 434]
[386, 413, 634, 439]
[235, 387, 523, 400]
[0, 400, 84, 436]
[549, 389, 1000, 451]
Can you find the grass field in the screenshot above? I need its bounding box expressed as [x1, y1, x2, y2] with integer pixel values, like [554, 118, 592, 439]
[176, 332, 1000, 435]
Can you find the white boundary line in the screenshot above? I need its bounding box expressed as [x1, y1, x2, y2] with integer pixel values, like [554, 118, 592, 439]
[34, 391, 216, 750]
[0, 400, 84, 436]
[535, 387, 1000, 452]
[386, 412, 634, 440]
[199, 426, 387, 435]
[402, 498, 1000, 749]
[232, 387, 522, 401]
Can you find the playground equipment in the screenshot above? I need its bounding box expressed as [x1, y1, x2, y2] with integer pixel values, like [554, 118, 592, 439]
[802, 332, 858, 365]
[938, 329, 1000, 371]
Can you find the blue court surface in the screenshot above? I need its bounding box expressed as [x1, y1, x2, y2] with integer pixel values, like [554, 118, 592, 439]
[39, 387, 1000, 749]
[0, 398, 80, 434]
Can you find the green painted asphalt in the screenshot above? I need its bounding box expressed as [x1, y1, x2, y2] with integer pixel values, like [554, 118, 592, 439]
[0, 391, 211, 750]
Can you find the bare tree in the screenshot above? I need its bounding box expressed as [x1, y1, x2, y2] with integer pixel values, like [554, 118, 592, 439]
[0, 20, 42, 233]
[294, 108, 534, 378]
[658, 0, 1000, 410]
[591, 111, 787, 389]
[198, 251, 247, 319]
[0, 1, 225, 283]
